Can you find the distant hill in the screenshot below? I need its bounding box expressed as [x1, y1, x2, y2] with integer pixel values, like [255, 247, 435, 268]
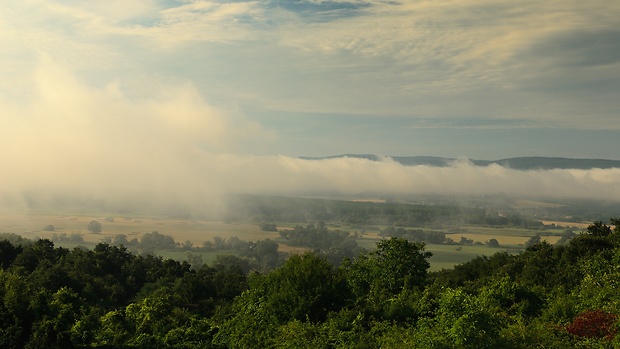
[301, 154, 620, 170]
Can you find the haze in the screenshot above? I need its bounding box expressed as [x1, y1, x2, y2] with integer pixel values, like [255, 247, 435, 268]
[2, 1, 620, 212]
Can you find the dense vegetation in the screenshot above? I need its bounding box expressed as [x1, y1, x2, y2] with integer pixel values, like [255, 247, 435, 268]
[0, 219, 619, 348]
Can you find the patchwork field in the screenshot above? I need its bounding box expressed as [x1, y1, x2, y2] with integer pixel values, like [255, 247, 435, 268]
[0, 210, 584, 270]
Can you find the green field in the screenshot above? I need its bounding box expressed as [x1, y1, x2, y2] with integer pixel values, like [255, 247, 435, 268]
[356, 238, 516, 271]
[425, 244, 514, 271]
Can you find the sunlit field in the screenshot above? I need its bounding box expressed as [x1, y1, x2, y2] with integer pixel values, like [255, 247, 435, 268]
[0, 210, 579, 270]
[0, 212, 279, 245]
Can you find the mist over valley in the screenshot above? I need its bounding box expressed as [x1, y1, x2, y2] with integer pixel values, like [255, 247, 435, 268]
[2, 1, 620, 347]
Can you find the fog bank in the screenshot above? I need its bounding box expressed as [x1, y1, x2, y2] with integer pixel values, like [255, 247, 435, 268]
[1, 59, 619, 215]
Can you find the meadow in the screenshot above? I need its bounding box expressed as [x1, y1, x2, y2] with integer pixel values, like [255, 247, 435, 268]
[355, 236, 517, 271]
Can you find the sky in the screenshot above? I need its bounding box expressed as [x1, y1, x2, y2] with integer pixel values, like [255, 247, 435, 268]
[1, 0, 620, 208]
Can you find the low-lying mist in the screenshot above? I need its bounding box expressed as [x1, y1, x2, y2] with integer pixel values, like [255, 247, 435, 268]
[2, 58, 619, 217]
[3, 151, 619, 218]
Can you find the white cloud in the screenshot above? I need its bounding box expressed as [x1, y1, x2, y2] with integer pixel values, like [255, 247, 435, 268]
[196, 155, 620, 202]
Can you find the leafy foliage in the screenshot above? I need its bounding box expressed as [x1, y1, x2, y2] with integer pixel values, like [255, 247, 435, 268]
[0, 218, 619, 347]
[279, 222, 354, 250]
[565, 309, 618, 340]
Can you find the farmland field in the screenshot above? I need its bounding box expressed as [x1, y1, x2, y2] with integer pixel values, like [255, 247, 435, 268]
[426, 244, 511, 271]
[541, 220, 592, 229]
[0, 209, 584, 270]
[0, 211, 280, 245]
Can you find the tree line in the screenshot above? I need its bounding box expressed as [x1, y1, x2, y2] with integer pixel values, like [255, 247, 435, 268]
[226, 195, 524, 227]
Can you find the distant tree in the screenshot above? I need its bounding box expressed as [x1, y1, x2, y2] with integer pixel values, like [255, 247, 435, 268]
[460, 236, 473, 244]
[140, 231, 176, 250]
[68, 233, 84, 243]
[524, 234, 541, 248]
[226, 236, 248, 250]
[239, 239, 283, 272]
[0, 233, 30, 246]
[259, 222, 277, 232]
[113, 234, 129, 246]
[87, 220, 102, 234]
[253, 239, 279, 257]
[486, 238, 500, 248]
[556, 229, 576, 245]
[51, 232, 67, 242]
[213, 236, 225, 249]
[279, 224, 355, 250]
[426, 230, 447, 244]
[42, 224, 55, 231]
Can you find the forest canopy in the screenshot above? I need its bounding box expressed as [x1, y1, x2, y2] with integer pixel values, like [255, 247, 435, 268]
[0, 219, 619, 348]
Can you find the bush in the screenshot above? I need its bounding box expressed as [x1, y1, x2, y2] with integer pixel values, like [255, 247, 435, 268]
[566, 309, 618, 340]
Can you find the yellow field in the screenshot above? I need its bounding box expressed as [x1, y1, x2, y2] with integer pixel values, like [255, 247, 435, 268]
[277, 245, 310, 254]
[0, 212, 279, 245]
[541, 220, 592, 229]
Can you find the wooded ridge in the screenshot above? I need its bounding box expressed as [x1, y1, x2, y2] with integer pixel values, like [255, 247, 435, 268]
[302, 154, 620, 170]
